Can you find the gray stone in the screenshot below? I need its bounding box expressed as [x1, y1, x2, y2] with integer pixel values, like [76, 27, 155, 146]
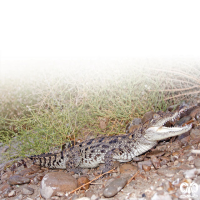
[103, 177, 128, 198]
[8, 175, 30, 185]
[183, 168, 198, 179]
[157, 168, 178, 178]
[40, 171, 77, 199]
[194, 158, 200, 169]
[15, 194, 23, 200]
[22, 186, 34, 195]
[8, 190, 16, 197]
[138, 160, 152, 170]
[151, 191, 172, 200]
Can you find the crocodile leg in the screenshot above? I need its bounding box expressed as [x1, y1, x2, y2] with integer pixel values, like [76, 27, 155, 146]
[65, 147, 82, 173]
[103, 148, 125, 173]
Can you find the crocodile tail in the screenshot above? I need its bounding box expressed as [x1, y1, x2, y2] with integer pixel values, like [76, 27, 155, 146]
[29, 151, 65, 169]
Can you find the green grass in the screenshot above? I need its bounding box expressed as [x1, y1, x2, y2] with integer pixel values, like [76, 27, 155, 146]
[0, 59, 199, 162]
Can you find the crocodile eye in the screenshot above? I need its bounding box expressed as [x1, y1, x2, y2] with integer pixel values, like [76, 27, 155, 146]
[153, 114, 160, 119]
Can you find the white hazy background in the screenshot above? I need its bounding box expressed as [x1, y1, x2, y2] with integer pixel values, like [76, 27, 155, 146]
[0, 50, 200, 82]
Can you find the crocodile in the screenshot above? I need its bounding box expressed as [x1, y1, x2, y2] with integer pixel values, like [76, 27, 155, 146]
[25, 106, 192, 173]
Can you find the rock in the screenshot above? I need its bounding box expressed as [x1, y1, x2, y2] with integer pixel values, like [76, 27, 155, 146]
[178, 132, 190, 145]
[190, 107, 200, 118]
[76, 197, 90, 200]
[119, 163, 138, 174]
[33, 176, 39, 185]
[142, 164, 151, 172]
[22, 186, 34, 195]
[8, 175, 30, 185]
[146, 150, 165, 158]
[30, 165, 41, 172]
[170, 152, 180, 162]
[151, 191, 172, 200]
[167, 104, 179, 112]
[132, 155, 145, 162]
[50, 196, 59, 200]
[142, 111, 155, 124]
[56, 191, 65, 197]
[190, 128, 200, 139]
[8, 190, 16, 197]
[127, 124, 140, 133]
[40, 171, 77, 199]
[175, 116, 191, 126]
[19, 168, 34, 176]
[160, 156, 170, 166]
[1, 171, 14, 181]
[77, 176, 90, 190]
[35, 174, 44, 181]
[0, 183, 12, 195]
[157, 168, 178, 178]
[138, 160, 152, 170]
[151, 155, 161, 169]
[90, 194, 98, 200]
[183, 168, 198, 179]
[126, 118, 141, 133]
[15, 194, 23, 200]
[103, 177, 128, 198]
[194, 158, 200, 169]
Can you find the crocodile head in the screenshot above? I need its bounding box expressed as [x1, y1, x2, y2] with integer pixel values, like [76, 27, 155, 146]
[143, 106, 192, 142]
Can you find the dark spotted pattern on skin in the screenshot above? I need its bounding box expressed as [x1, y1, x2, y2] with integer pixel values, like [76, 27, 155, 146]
[21, 106, 192, 173]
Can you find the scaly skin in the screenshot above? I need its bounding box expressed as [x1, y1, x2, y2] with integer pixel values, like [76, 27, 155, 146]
[29, 106, 192, 173]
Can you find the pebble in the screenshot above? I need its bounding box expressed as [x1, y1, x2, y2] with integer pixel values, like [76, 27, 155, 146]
[8, 190, 16, 197]
[76, 197, 90, 200]
[0, 183, 11, 194]
[167, 104, 178, 112]
[8, 175, 30, 185]
[190, 128, 200, 139]
[15, 194, 23, 200]
[138, 160, 152, 170]
[22, 186, 34, 195]
[157, 168, 178, 178]
[33, 176, 39, 185]
[146, 150, 165, 158]
[30, 165, 41, 172]
[56, 191, 65, 197]
[1, 171, 14, 181]
[19, 168, 34, 176]
[142, 164, 151, 172]
[51, 196, 59, 200]
[151, 155, 161, 169]
[40, 171, 77, 199]
[126, 118, 141, 133]
[142, 111, 155, 123]
[103, 177, 128, 198]
[194, 158, 200, 169]
[77, 176, 90, 190]
[119, 163, 138, 174]
[190, 107, 200, 118]
[151, 191, 172, 200]
[132, 155, 145, 162]
[160, 156, 170, 166]
[127, 124, 140, 133]
[183, 168, 198, 179]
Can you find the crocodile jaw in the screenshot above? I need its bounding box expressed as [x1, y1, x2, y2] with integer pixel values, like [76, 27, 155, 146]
[143, 107, 192, 141]
[144, 123, 192, 141]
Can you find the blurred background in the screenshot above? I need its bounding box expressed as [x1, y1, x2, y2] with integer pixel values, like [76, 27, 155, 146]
[0, 0, 200, 159]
